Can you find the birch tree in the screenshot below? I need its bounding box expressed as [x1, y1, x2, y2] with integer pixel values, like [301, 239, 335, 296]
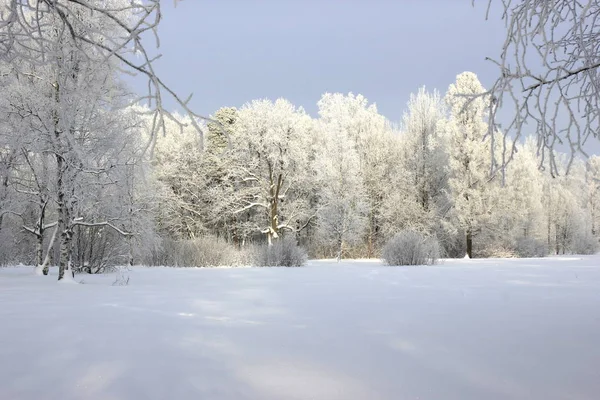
[0, 1, 175, 279]
[15, 150, 56, 274]
[61, 104, 150, 268]
[0, 54, 136, 278]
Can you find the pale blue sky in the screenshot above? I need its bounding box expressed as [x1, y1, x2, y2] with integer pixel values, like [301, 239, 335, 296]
[134, 1, 598, 155]
[137, 0, 505, 121]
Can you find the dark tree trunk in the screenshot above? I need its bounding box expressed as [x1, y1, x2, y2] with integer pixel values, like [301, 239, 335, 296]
[466, 230, 473, 259]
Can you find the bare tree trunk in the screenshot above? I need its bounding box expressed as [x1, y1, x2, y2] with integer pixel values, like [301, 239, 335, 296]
[32, 227, 44, 276]
[41, 225, 59, 275]
[51, 74, 75, 281]
[56, 151, 68, 280]
[267, 167, 282, 246]
[127, 235, 134, 267]
[466, 230, 473, 259]
[34, 199, 48, 268]
[233, 216, 239, 248]
[367, 213, 374, 259]
[55, 144, 74, 280]
[547, 214, 552, 250]
[58, 224, 74, 280]
[0, 172, 11, 236]
[35, 237, 43, 268]
[52, 75, 70, 281]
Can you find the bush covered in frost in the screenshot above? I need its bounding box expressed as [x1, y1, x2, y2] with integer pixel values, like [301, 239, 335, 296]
[571, 231, 600, 255]
[255, 236, 307, 267]
[382, 230, 440, 266]
[514, 237, 549, 258]
[154, 236, 242, 267]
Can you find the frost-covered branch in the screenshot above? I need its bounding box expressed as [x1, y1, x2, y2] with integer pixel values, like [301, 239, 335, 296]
[72, 220, 131, 237]
[482, 0, 600, 174]
[0, 0, 210, 147]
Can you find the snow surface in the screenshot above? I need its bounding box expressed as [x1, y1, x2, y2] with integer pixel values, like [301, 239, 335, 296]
[1, 256, 600, 400]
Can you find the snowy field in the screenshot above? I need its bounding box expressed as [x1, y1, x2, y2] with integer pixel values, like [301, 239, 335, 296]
[1, 256, 600, 400]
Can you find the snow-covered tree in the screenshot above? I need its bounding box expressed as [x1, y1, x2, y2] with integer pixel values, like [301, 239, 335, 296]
[69, 108, 154, 270]
[543, 176, 581, 255]
[474, 138, 547, 257]
[0, 37, 145, 278]
[0, 112, 26, 265]
[397, 87, 449, 235]
[315, 122, 367, 260]
[503, 139, 546, 240]
[152, 112, 208, 239]
[444, 72, 496, 258]
[0, 0, 211, 277]
[0, 129, 22, 236]
[0, 0, 206, 142]
[317, 93, 393, 256]
[218, 99, 316, 245]
[14, 150, 56, 273]
[207, 107, 236, 155]
[587, 156, 600, 238]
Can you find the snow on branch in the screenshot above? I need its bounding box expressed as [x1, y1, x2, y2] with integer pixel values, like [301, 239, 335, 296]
[480, 0, 600, 175]
[72, 220, 132, 236]
[0, 0, 215, 149]
[233, 202, 269, 214]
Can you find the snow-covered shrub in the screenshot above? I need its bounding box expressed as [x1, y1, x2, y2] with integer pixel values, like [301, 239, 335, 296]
[515, 237, 549, 258]
[112, 266, 130, 286]
[255, 236, 307, 267]
[72, 227, 125, 273]
[571, 231, 599, 255]
[382, 230, 440, 266]
[481, 246, 517, 258]
[75, 264, 118, 275]
[0, 223, 36, 267]
[476, 235, 518, 258]
[179, 237, 234, 267]
[433, 223, 460, 258]
[156, 236, 240, 267]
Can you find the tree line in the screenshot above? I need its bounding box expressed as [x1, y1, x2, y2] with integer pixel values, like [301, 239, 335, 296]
[1, 2, 599, 275]
[150, 72, 600, 262]
[2, 64, 599, 273]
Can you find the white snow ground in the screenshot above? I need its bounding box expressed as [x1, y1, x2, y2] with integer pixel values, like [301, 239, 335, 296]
[1, 256, 600, 400]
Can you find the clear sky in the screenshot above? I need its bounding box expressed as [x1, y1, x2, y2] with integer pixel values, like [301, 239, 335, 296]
[138, 0, 505, 121]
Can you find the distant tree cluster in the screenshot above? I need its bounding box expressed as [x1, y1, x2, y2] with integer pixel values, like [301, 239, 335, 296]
[2, 61, 599, 270]
[149, 72, 600, 261]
